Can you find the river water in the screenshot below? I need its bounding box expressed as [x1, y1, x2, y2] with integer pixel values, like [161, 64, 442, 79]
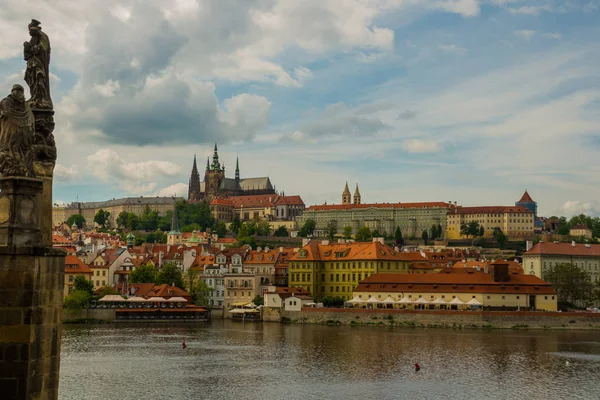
[59, 321, 600, 400]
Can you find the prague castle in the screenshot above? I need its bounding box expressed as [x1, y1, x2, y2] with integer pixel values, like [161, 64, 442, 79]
[188, 143, 275, 202]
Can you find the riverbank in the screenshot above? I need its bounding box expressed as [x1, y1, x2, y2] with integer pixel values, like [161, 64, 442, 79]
[263, 307, 600, 330]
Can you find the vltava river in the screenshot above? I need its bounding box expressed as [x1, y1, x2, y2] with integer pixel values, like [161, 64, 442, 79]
[59, 321, 600, 400]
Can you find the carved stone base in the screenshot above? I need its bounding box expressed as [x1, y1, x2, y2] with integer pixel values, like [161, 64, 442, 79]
[0, 177, 43, 247]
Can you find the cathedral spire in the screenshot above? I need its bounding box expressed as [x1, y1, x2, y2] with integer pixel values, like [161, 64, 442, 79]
[192, 154, 197, 172]
[342, 182, 351, 205]
[353, 183, 361, 205]
[169, 204, 181, 234]
[211, 142, 221, 170]
[206, 156, 210, 171]
[235, 156, 240, 182]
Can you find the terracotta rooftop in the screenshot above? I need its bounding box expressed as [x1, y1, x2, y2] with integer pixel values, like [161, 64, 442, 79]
[244, 249, 280, 264]
[274, 195, 305, 206]
[452, 205, 532, 215]
[289, 240, 420, 262]
[517, 191, 535, 203]
[525, 242, 600, 257]
[65, 255, 93, 274]
[306, 201, 450, 212]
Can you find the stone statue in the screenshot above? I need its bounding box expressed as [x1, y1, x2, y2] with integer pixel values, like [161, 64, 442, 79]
[0, 84, 36, 177]
[23, 19, 53, 110]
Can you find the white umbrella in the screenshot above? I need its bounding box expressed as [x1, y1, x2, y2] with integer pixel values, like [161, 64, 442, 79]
[99, 295, 125, 302]
[126, 296, 148, 302]
[146, 297, 166, 302]
[431, 298, 447, 305]
[413, 297, 430, 304]
[466, 298, 483, 306]
[246, 302, 257, 308]
[229, 309, 245, 314]
[347, 296, 364, 304]
[381, 296, 397, 304]
[166, 297, 188, 303]
[398, 297, 413, 304]
[449, 298, 465, 305]
[366, 297, 381, 304]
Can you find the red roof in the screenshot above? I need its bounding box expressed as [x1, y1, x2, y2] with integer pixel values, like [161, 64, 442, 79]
[452, 205, 532, 215]
[65, 255, 93, 274]
[306, 202, 450, 212]
[517, 191, 534, 203]
[230, 194, 276, 207]
[274, 195, 305, 206]
[211, 198, 234, 206]
[525, 242, 600, 257]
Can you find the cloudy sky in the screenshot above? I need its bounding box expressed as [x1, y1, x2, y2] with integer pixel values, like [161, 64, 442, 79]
[1, 0, 599, 216]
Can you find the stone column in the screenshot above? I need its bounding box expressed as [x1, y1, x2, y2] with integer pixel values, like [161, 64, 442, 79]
[0, 176, 65, 400]
[33, 162, 55, 247]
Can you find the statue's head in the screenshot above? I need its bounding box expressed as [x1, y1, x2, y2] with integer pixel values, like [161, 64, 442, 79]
[10, 84, 25, 102]
[28, 19, 41, 36]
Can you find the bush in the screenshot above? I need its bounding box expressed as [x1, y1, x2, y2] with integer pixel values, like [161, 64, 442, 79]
[64, 290, 91, 310]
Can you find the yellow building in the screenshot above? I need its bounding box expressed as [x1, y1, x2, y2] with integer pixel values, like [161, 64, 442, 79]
[446, 205, 534, 239]
[522, 241, 600, 283]
[569, 225, 593, 239]
[64, 255, 93, 296]
[288, 239, 422, 300]
[352, 261, 557, 311]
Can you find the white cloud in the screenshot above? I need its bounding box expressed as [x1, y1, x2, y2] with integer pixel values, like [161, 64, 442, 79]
[543, 33, 562, 39]
[508, 5, 553, 15]
[54, 164, 77, 182]
[513, 30, 536, 40]
[438, 44, 468, 55]
[93, 80, 120, 97]
[402, 139, 442, 153]
[432, 0, 481, 17]
[559, 200, 600, 217]
[156, 183, 188, 197]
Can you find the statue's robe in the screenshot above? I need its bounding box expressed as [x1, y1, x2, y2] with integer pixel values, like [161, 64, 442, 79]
[24, 31, 52, 110]
[0, 96, 36, 177]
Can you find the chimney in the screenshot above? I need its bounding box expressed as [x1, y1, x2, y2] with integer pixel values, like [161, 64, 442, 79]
[338, 239, 345, 244]
[526, 241, 533, 251]
[571, 241, 576, 247]
[493, 262, 510, 282]
[321, 240, 329, 246]
[159, 251, 163, 267]
[257, 246, 262, 252]
[484, 265, 489, 274]
[264, 246, 269, 252]
[302, 238, 310, 247]
[279, 247, 284, 252]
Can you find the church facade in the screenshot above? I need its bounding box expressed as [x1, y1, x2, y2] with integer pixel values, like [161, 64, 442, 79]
[188, 143, 276, 202]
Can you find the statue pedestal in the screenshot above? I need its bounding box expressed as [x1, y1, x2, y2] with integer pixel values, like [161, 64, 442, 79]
[0, 177, 43, 247]
[32, 162, 54, 247]
[0, 177, 64, 400]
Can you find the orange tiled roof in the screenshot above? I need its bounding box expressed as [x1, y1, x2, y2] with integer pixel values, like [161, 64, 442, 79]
[517, 191, 535, 203]
[211, 198, 234, 206]
[65, 255, 93, 274]
[274, 195, 305, 206]
[244, 249, 280, 264]
[525, 242, 600, 257]
[289, 240, 418, 262]
[452, 206, 532, 215]
[305, 201, 450, 212]
[229, 194, 277, 208]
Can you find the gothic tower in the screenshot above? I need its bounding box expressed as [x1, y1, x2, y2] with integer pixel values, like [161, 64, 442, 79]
[205, 143, 225, 199]
[235, 156, 240, 182]
[188, 154, 201, 201]
[353, 183, 361, 205]
[342, 182, 351, 205]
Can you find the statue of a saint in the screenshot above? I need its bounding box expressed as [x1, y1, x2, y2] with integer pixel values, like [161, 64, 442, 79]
[0, 84, 36, 177]
[23, 19, 53, 110]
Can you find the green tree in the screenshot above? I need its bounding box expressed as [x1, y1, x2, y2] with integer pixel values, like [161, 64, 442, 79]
[371, 229, 382, 238]
[186, 269, 212, 306]
[155, 263, 184, 289]
[140, 205, 160, 231]
[321, 296, 345, 308]
[274, 226, 289, 237]
[129, 264, 157, 283]
[256, 221, 271, 236]
[158, 210, 172, 231]
[421, 229, 429, 245]
[94, 209, 111, 229]
[237, 236, 256, 248]
[176, 200, 214, 232]
[355, 226, 372, 242]
[95, 286, 118, 299]
[493, 228, 508, 249]
[116, 211, 129, 228]
[394, 226, 404, 246]
[126, 213, 140, 231]
[544, 263, 594, 306]
[460, 221, 482, 238]
[326, 220, 337, 241]
[63, 290, 90, 310]
[214, 221, 227, 238]
[343, 226, 353, 240]
[229, 216, 241, 236]
[298, 219, 316, 237]
[252, 295, 264, 307]
[73, 275, 94, 296]
[66, 214, 86, 229]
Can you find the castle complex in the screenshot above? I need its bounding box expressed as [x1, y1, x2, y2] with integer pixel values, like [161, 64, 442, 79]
[188, 143, 276, 202]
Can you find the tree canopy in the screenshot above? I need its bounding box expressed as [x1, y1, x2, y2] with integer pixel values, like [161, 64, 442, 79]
[155, 263, 185, 289]
[129, 264, 157, 283]
[493, 227, 508, 249]
[543, 263, 594, 306]
[355, 226, 372, 242]
[273, 225, 289, 237]
[298, 219, 316, 237]
[94, 209, 111, 229]
[66, 214, 86, 229]
[73, 275, 94, 296]
[326, 220, 337, 241]
[460, 221, 483, 238]
[394, 226, 404, 246]
[343, 226, 353, 240]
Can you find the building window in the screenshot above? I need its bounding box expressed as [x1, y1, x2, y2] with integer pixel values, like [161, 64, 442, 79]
[516, 296, 520, 299]
[545, 296, 548, 300]
[502, 296, 505, 300]
[487, 296, 490, 299]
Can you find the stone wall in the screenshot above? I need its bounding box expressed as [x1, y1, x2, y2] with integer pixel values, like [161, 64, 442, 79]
[271, 308, 600, 330]
[62, 309, 115, 322]
[0, 246, 65, 399]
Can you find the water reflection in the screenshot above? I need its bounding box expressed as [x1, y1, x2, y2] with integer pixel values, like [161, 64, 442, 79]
[59, 322, 600, 400]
